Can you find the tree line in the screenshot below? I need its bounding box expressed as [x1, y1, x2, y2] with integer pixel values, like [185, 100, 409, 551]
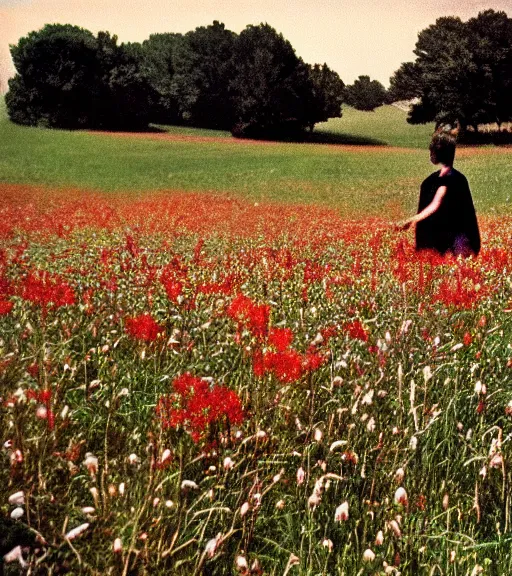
[5, 21, 393, 137]
[389, 9, 512, 134]
[5, 22, 348, 137]
[6, 9, 510, 138]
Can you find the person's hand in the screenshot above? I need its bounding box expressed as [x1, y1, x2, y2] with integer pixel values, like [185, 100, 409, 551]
[394, 219, 412, 232]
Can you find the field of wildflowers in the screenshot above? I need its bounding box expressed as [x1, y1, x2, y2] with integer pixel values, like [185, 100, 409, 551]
[1, 184, 512, 575]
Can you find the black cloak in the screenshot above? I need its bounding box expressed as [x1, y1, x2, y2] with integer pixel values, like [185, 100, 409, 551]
[415, 168, 480, 256]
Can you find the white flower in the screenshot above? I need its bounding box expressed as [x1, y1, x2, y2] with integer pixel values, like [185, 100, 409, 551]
[314, 428, 323, 442]
[223, 457, 234, 470]
[3, 546, 27, 567]
[490, 453, 503, 468]
[10, 507, 24, 520]
[235, 555, 248, 572]
[394, 487, 408, 507]
[65, 523, 90, 540]
[388, 519, 401, 538]
[84, 453, 98, 476]
[363, 548, 375, 562]
[36, 405, 48, 419]
[181, 480, 199, 491]
[332, 376, 343, 387]
[160, 449, 171, 464]
[367, 417, 376, 432]
[308, 493, 321, 509]
[82, 506, 95, 514]
[322, 538, 333, 552]
[240, 502, 250, 517]
[297, 467, 305, 485]
[128, 453, 140, 465]
[409, 436, 418, 450]
[8, 491, 25, 506]
[275, 499, 285, 509]
[205, 534, 221, 558]
[334, 501, 349, 522]
[113, 538, 122, 553]
[375, 530, 384, 546]
[395, 467, 405, 483]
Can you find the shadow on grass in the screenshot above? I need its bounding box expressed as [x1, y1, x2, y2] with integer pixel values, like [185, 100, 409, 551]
[459, 131, 512, 146]
[233, 130, 387, 146]
[302, 130, 387, 146]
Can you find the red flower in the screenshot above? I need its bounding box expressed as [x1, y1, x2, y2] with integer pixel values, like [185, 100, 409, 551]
[125, 313, 164, 342]
[156, 373, 244, 443]
[0, 299, 13, 315]
[227, 294, 270, 338]
[263, 350, 304, 383]
[268, 327, 294, 351]
[162, 279, 183, 303]
[252, 349, 265, 378]
[19, 271, 76, 309]
[345, 320, 368, 342]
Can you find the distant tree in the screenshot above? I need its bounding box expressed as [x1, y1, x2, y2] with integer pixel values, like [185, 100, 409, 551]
[6, 24, 102, 127]
[230, 23, 314, 138]
[467, 10, 512, 127]
[142, 33, 183, 124]
[344, 75, 387, 111]
[305, 63, 345, 129]
[387, 61, 422, 102]
[389, 10, 512, 132]
[103, 41, 155, 130]
[171, 21, 236, 129]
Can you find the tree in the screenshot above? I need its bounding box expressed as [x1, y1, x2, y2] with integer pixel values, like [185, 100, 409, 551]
[6, 25, 154, 130]
[344, 75, 387, 111]
[387, 62, 422, 102]
[141, 33, 183, 124]
[171, 21, 236, 129]
[103, 41, 155, 130]
[229, 23, 314, 138]
[6, 24, 102, 128]
[467, 10, 512, 127]
[389, 10, 512, 132]
[305, 63, 345, 129]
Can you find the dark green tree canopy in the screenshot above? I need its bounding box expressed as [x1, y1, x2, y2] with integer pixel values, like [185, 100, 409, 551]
[141, 33, 183, 124]
[6, 20, 346, 136]
[6, 24, 102, 128]
[171, 21, 236, 129]
[389, 10, 512, 131]
[344, 75, 387, 111]
[229, 23, 315, 138]
[306, 63, 345, 128]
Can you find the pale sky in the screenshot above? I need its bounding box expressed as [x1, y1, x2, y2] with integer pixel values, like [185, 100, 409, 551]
[1, 0, 510, 93]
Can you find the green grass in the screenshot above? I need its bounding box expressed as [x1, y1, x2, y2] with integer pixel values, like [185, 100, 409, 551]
[1, 98, 511, 216]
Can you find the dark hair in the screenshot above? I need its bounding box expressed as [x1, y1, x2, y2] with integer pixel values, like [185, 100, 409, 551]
[429, 132, 456, 166]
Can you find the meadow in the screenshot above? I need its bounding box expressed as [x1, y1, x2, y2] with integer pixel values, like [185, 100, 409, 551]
[1, 99, 512, 216]
[1, 100, 512, 575]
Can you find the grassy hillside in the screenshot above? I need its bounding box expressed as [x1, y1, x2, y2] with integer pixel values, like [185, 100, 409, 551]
[316, 105, 435, 149]
[0, 98, 510, 216]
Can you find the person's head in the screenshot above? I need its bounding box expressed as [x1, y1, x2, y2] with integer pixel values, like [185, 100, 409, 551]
[429, 132, 456, 166]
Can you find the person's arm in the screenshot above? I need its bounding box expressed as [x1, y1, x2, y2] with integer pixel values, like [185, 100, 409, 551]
[396, 185, 447, 231]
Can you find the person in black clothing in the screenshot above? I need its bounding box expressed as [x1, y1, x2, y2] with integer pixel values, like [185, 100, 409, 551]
[397, 132, 480, 257]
